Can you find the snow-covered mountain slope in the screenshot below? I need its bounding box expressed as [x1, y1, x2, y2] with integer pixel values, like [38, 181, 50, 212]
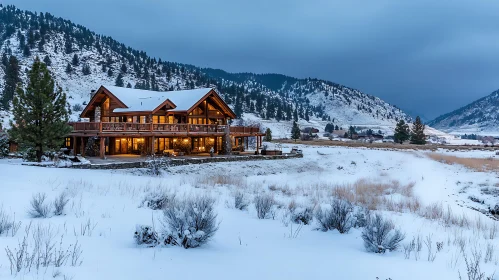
[0, 4, 412, 132]
[428, 90, 499, 135]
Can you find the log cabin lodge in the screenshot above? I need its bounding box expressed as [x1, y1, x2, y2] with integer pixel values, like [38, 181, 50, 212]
[68, 86, 264, 159]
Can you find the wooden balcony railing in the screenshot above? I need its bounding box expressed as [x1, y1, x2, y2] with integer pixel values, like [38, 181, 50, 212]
[230, 126, 261, 134]
[189, 124, 226, 133]
[69, 122, 262, 135]
[154, 124, 188, 132]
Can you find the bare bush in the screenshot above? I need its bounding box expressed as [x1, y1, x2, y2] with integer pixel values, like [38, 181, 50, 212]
[233, 191, 249, 210]
[162, 195, 219, 248]
[424, 234, 437, 262]
[484, 243, 494, 264]
[5, 222, 82, 275]
[315, 199, 354, 234]
[362, 213, 405, 253]
[28, 193, 51, 218]
[53, 192, 69, 216]
[459, 248, 495, 280]
[140, 188, 175, 210]
[0, 207, 13, 235]
[254, 193, 276, 219]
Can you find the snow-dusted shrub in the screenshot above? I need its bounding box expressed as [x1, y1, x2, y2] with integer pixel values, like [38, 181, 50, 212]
[140, 189, 175, 210]
[254, 193, 276, 219]
[0, 207, 12, 235]
[362, 213, 405, 254]
[161, 195, 219, 249]
[353, 206, 369, 228]
[233, 191, 249, 210]
[134, 225, 159, 247]
[315, 199, 354, 233]
[288, 202, 314, 225]
[28, 193, 51, 218]
[53, 192, 69, 216]
[0, 133, 8, 158]
[72, 103, 83, 112]
[146, 155, 168, 176]
[22, 147, 37, 162]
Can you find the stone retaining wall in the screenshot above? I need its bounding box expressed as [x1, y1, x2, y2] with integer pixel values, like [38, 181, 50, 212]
[70, 153, 303, 170]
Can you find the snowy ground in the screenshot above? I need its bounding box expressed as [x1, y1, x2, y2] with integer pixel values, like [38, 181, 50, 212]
[0, 145, 498, 279]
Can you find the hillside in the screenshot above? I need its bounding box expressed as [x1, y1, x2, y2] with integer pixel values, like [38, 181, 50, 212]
[0, 4, 412, 136]
[428, 89, 499, 135]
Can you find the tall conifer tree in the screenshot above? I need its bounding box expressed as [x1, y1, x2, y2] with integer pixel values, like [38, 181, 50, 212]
[9, 57, 71, 162]
[291, 121, 301, 142]
[410, 116, 426, 145]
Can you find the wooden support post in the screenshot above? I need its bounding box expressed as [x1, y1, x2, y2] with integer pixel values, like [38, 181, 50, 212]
[80, 137, 84, 156]
[81, 137, 86, 157]
[151, 136, 155, 155]
[72, 136, 77, 156]
[256, 136, 259, 154]
[100, 137, 105, 159]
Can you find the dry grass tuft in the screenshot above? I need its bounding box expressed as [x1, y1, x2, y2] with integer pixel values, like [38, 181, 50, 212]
[427, 153, 499, 172]
[331, 179, 417, 212]
[194, 174, 247, 188]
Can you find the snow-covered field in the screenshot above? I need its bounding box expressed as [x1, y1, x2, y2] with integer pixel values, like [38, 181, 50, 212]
[0, 145, 498, 279]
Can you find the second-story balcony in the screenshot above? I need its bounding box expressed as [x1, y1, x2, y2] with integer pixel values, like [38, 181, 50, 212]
[68, 122, 262, 136]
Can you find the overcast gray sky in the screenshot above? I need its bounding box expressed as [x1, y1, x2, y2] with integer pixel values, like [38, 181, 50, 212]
[3, 0, 499, 119]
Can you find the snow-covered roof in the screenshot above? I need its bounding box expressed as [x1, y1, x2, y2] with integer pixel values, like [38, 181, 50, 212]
[102, 86, 213, 113]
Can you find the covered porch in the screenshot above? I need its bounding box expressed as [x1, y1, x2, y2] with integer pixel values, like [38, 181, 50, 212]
[69, 134, 264, 159]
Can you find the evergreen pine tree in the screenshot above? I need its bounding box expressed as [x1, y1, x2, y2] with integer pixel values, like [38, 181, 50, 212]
[276, 105, 282, 122]
[1, 55, 21, 109]
[410, 116, 426, 145]
[249, 101, 255, 112]
[0, 130, 8, 158]
[348, 126, 356, 139]
[121, 63, 127, 73]
[64, 35, 73, 54]
[23, 45, 31, 56]
[291, 121, 301, 142]
[72, 54, 79, 66]
[115, 73, 124, 87]
[394, 120, 410, 144]
[325, 123, 334, 133]
[293, 107, 298, 122]
[9, 57, 71, 162]
[264, 128, 272, 142]
[43, 55, 52, 66]
[107, 68, 113, 77]
[65, 63, 72, 74]
[234, 97, 243, 118]
[1, 53, 8, 67]
[82, 63, 91, 75]
[126, 82, 132, 88]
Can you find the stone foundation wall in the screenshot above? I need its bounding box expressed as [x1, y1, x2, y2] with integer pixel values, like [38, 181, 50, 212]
[70, 153, 303, 170]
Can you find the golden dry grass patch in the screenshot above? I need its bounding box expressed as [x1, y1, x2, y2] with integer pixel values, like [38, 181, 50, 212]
[427, 153, 499, 172]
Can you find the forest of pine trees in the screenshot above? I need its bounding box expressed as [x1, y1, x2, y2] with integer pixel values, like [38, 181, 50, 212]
[0, 4, 410, 126]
